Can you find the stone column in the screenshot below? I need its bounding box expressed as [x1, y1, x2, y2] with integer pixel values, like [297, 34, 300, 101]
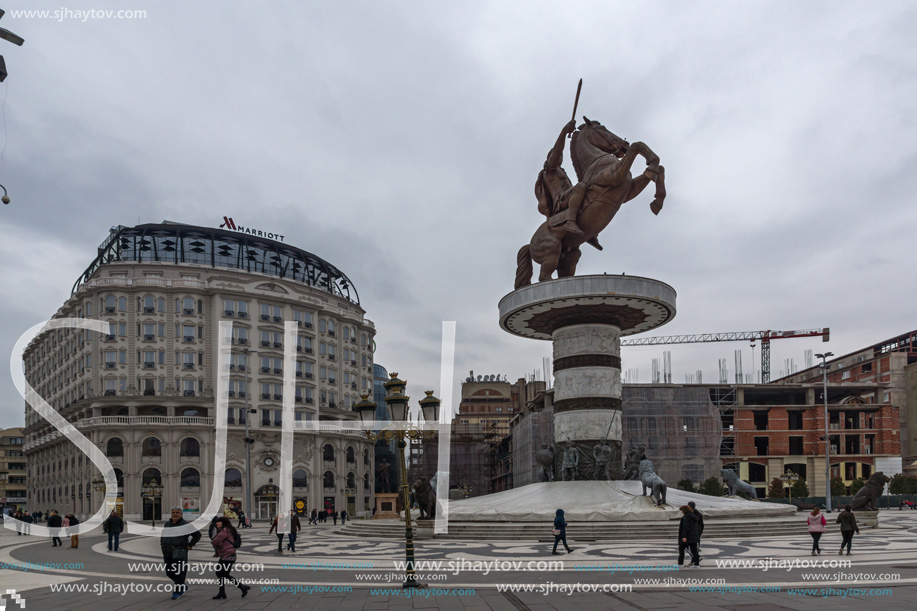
[552, 324, 623, 479]
[499, 275, 677, 482]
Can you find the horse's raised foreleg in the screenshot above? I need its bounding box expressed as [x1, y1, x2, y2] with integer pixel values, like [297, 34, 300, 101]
[601, 141, 659, 186]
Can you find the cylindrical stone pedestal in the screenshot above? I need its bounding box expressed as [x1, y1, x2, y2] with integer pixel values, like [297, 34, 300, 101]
[552, 323, 624, 478]
[499, 275, 676, 481]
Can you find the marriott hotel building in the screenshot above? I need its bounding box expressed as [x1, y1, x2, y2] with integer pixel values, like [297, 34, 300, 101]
[22, 221, 377, 520]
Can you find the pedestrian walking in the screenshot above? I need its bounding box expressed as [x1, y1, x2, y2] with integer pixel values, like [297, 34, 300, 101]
[332, 511, 338, 526]
[678, 505, 701, 567]
[309, 508, 317, 525]
[836, 504, 859, 556]
[160, 506, 202, 600]
[236, 508, 246, 529]
[103, 510, 123, 552]
[22, 511, 32, 535]
[687, 501, 704, 559]
[269, 513, 287, 552]
[66, 513, 80, 548]
[210, 518, 251, 600]
[287, 510, 301, 552]
[340, 510, 347, 525]
[551, 509, 574, 555]
[12, 510, 23, 535]
[807, 507, 826, 555]
[47, 510, 62, 546]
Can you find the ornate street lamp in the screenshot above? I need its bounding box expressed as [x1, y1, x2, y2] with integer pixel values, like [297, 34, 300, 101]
[354, 374, 439, 589]
[780, 470, 800, 504]
[142, 478, 164, 527]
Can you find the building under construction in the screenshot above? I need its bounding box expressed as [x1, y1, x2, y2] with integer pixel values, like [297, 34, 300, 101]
[408, 374, 543, 498]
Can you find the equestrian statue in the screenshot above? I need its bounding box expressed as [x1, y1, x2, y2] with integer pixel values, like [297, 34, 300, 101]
[515, 81, 666, 289]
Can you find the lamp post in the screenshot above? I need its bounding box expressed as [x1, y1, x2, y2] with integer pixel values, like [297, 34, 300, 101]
[354, 374, 439, 589]
[816, 352, 834, 513]
[243, 348, 257, 522]
[780, 470, 800, 504]
[142, 478, 164, 527]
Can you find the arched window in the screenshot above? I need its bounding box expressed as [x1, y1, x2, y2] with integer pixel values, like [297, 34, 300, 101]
[180, 438, 200, 457]
[117, 407, 128, 416]
[323, 471, 334, 489]
[105, 438, 123, 457]
[142, 467, 161, 486]
[364, 449, 370, 466]
[346, 446, 355, 464]
[323, 444, 334, 462]
[364, 473, 370, 490]
[225, 468, 242, 488]
[113, 468, 124, 488]
[118, 296, 127, 311]
[180, 468, 201, 488]
[293, 469, 308, 488]
[142, 437, 161, 457]
[347, 472, 355, 489]
[105, 295, 116, 311]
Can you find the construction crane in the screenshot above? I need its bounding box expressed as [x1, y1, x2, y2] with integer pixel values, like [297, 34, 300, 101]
[620, 328, 830, 383]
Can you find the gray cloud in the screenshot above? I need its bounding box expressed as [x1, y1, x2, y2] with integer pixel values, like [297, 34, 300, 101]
[2, 0, 916, 425]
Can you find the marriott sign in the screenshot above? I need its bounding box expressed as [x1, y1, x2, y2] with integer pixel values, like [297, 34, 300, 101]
[219, 217, 285, 242]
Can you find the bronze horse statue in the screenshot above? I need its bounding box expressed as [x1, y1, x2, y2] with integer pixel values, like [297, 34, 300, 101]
[514, 118, 665, 289]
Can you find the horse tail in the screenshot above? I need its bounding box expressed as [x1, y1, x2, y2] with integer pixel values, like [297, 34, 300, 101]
[514, 245, 533, 290]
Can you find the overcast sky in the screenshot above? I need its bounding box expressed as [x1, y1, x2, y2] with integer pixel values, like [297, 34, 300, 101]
[1, 0, 915, 428]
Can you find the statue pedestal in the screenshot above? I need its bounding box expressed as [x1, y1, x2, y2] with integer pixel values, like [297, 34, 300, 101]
[500, 275, 676, 478]
[373, 493, 399, 520]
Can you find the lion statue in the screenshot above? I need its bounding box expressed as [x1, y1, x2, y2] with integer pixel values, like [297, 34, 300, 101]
[721, 468, 758, 500]
[638, 459, 667, 507]
[850, 472, 890, 511]
[412, 478, 435, 519]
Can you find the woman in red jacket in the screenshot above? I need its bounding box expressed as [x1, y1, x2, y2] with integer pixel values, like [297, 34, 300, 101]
[210, 518, 251, 600]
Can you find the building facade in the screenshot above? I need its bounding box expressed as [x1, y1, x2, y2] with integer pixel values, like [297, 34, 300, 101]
[0, 427, 27, 513]
[774, 330, 917, 476]
[23, 222, 377, 520]
[724, 383, 899, 497]
[411, 374, 543, 497]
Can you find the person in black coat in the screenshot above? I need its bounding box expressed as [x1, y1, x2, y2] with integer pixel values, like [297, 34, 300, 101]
[551, 509, 574, 555]
[340, 510, 347, 525]
[687, 501, 704, 557]
[103, 510, 123, 552]
[47, 510, 63, 547]
[678, 505, 701, 567]
[66, 513, 80, 548]
[160, 507, 202, 599]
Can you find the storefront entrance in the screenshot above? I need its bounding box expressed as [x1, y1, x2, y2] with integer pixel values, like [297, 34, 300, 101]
[255, 483, 280, 520]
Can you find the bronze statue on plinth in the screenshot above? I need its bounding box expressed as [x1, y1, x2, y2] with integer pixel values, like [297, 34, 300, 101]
[515, 82, 666, 289]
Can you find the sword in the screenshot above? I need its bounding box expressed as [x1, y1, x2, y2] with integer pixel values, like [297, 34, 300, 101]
[569, 78, 583, 136]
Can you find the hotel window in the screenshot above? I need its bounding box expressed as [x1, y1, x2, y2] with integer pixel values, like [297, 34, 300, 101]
[261, 304, 282, 321]
[319, 319, 326, 333]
